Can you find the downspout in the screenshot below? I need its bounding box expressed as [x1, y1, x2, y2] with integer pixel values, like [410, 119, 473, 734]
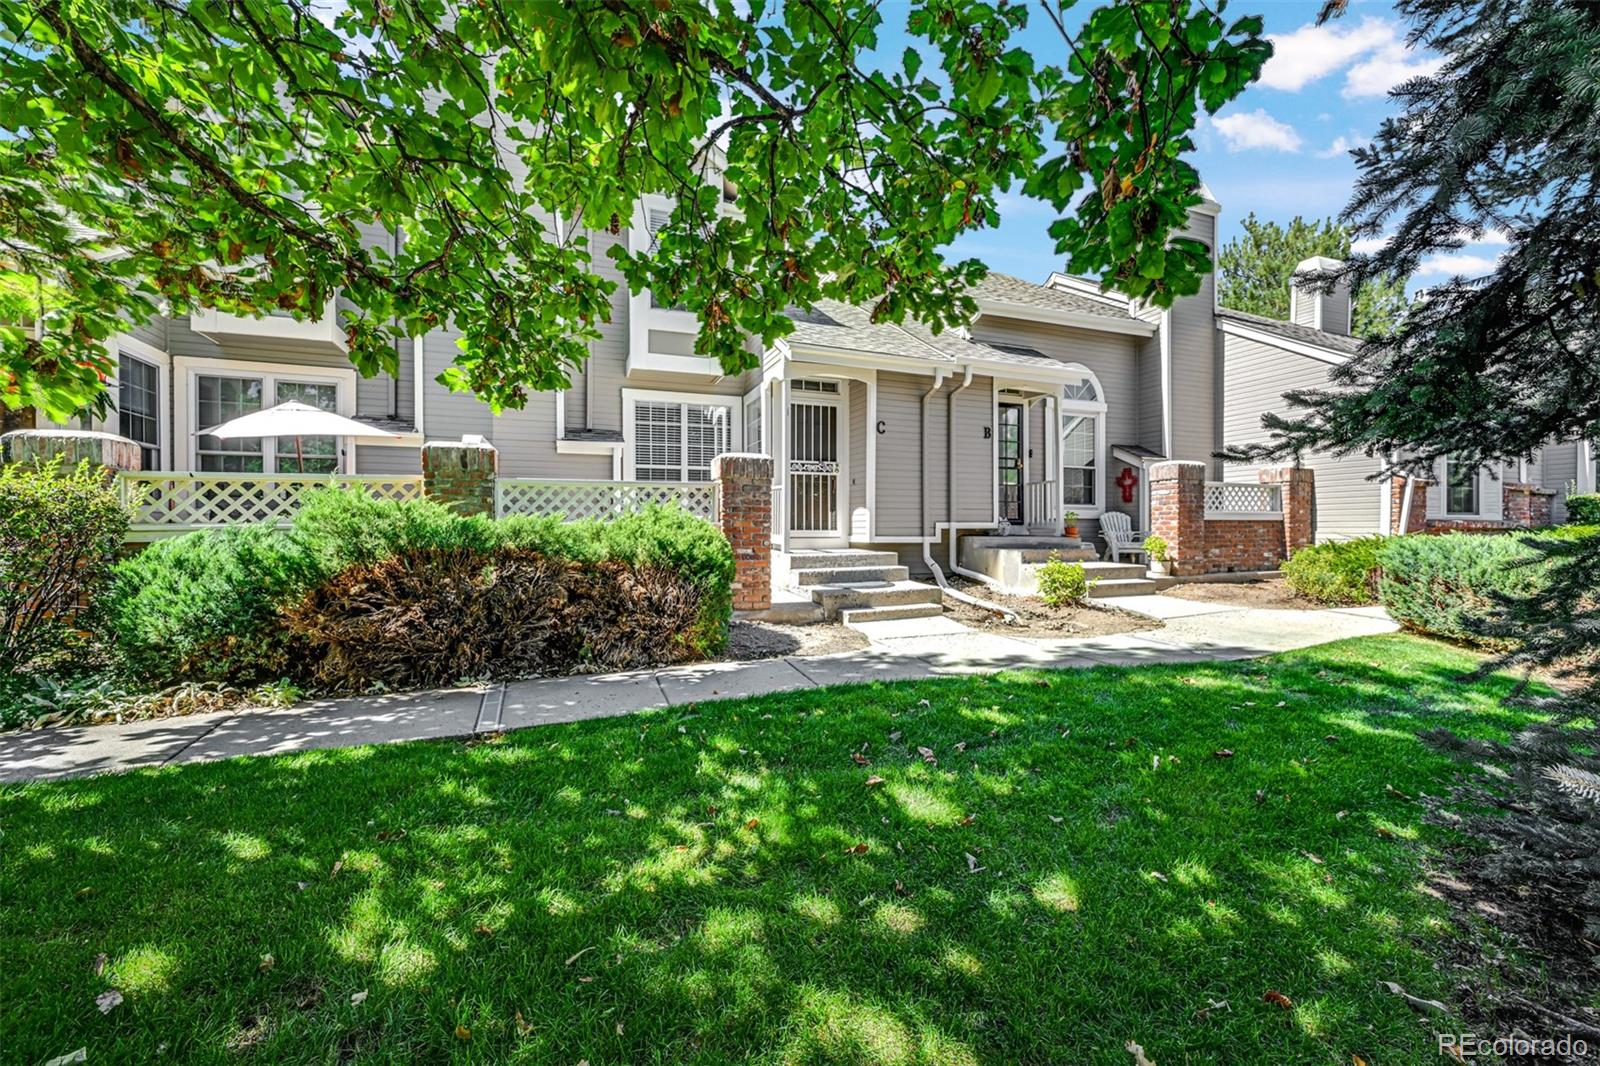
[1397, 458, 1418, 535]
[919, 368, 949, 555]
[923, 364, 1016, 617]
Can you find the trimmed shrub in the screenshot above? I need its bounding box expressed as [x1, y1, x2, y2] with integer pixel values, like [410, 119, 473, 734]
[107, 526, 317, 683]
[289, 485, 497, 574]
[1280, 536, 1386, 606]
[1566, 492, 1600, 525]
[0, 458, 129, 674]
[1376, 528, 1597, 649]
[1037, 557, 1090, 607]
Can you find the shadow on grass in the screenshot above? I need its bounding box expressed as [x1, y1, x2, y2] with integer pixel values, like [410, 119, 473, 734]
[0, 634, 1538, 1065]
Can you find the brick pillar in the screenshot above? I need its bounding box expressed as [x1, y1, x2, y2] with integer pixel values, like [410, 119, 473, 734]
[0, 428, 143, 478]
[1388, 475, 1429, 534]
[1503, 482, 1555, 528]
[1260, 465, 1314, 556]
[1529, 487, 1553, 527]
[713, 452, 773, 612]
[421, 436, 498, 516]
[1149, 461, 1206, 575]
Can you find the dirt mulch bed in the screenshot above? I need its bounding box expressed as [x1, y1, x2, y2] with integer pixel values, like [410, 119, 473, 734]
[944, 578, 1157, 639]
[1159, 575, 1315, 610]
[725, 620, 869, 661]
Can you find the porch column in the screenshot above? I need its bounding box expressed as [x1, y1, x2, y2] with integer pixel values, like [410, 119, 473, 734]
[714, 453, 774, 612]
[1149, 461, 1206, 575]
[421, 435, 498, 516]
[1259, 465, 1315, 556]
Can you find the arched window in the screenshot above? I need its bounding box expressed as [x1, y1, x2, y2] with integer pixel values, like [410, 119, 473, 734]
[1060, 368, 1107, 512]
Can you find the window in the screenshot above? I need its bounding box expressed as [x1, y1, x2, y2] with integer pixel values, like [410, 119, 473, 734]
[791, 379, 839, 394]
[118, 353, 160, 470]
[744, 393, 763, 455]
[1061, 415, 1096, 507]
[194, 371, 344, 473]
[1446, 457, 1479, 514]
[196, 375, 265, 472]
[628, 395, 733, 481]
[1059, 373, 1106, 511]
[274, 380, 339, 473]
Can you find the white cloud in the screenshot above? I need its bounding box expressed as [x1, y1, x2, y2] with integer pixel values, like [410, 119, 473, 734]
[1350, 235, 1391, 255]
[1259, 17, 1442, 99]
[1209, 109, 1302, 153]
[1416, 253, 1502, 278]
[1461, 227, 1511, 246]
[1316, 134, 1368, 159]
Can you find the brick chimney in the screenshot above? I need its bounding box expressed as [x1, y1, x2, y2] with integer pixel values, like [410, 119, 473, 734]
[1289, 256, 1352, 336]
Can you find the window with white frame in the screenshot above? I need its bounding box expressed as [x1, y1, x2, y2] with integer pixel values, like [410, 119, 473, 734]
[194, 372, 342, 473]
[630, 396, 732, 481]
[744, 393, 763, 455]
[1445, 456, 1479, 514]
[1060, 376, 1105, 509]
[117, 352, 161, 470]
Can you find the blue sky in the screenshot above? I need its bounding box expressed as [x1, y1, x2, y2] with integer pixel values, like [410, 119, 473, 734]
[873, 0, 1509, 285]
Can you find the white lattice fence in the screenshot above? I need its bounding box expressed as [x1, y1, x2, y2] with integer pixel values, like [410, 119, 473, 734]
[1204, 481, 1283, 518]
[496, 479, 717, 521]
[121, 473, 423, 539]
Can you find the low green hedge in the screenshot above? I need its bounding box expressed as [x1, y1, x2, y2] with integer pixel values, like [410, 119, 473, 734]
[1566, 493, 1600, 525]
[108, 488, 733, 688]
[1376, 526, 1599, 649]
[1280, 536, 1386, 606]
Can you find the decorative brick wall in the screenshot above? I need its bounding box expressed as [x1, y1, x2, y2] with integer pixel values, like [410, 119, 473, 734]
[1388, 475, 1429, 534]
[713, 453, 773, 612]
[1502, 482, 1555, 528]
[1151, 461, 1317, 575]
[0, 428, 143, 478]
[421, 436, 498, 516]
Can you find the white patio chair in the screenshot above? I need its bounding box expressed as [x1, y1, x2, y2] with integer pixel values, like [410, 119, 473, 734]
[1099, 511, 1149, 563]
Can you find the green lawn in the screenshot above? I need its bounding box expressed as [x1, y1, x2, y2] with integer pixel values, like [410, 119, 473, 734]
[1, 635, 1533, 1065]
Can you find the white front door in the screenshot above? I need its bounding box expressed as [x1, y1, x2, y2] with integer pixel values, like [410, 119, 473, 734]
[788, 395, 843, 542]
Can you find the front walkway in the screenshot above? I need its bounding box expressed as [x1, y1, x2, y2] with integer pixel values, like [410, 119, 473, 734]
[0, 601, 1397, 783]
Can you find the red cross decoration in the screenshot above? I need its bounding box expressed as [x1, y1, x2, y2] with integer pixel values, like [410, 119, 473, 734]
[1116, 466, 1139, 504]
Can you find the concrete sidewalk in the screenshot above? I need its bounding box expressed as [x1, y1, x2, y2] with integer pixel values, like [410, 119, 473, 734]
[0, 602, 1398, 783]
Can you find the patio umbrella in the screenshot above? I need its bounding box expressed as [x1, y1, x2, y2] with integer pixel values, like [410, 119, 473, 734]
[198, 401, 403, 472]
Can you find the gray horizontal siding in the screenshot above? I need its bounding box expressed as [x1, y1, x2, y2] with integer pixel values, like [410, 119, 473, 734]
[354, 445, 422, 475]
[1220, 332, 1382, 539]
[1540, 441, 1580, 523]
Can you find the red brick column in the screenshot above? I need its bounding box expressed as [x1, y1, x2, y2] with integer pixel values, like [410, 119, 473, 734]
[421, 436, 498, 516]
[1149, 461, 1206, 575]
[1387, 475, 1429, 534]
[1, 428, 143, 477]
[1502, 482, 1555, 528]
[713, 453, 773, 612]
[1259, 465, 1315, 556]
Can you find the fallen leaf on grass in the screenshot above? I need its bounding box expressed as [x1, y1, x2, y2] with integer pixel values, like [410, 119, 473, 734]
[1375, 826, 1397, 840]
[1352, 1055, 1369, 1066]
[330, 859, 344, 878]
[889, 731, 903, 742]
[1193, 999, 1229, 1020]
[954, 741, 967, 753]
[1323, 735, 1339, 744]
[1213, 749, 1234, 759]
[745, 818, 760, 830]
[1376, 980, 1450, 1015]
[350, 990, 368, 1006]
[74, 887, 94, 900]
[565, 946, 595, 966]
[1149, 871, 1168, 882]
[376, 828, 407, 841]
[473, 924, 495, 937]
[258, 954, 275, 973]
[95, 989, 123, 1014]
[1384, 784, 1410, 800]
[1125, 1039, 1156, 1065]
[965, 852, 984, 874]
[865, 775, 886, 787]
[917, 746, 936, 764]
[514, 1011, 534, 1036]
[843, 843, 869, 855]
[959, 815, 975, 827]
[91, 953, 107, 976]
[43, 1051, 87, 1066]
[1262, 990, 1293, 1010]
[1301, 851, 1323, 865]
[1048, 815, 1063, 824]
[851, 752, 870, 766]
[454, 1024, 472, 1040]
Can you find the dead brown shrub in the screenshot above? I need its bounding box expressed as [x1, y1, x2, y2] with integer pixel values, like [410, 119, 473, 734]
[282, 547, 709, 691]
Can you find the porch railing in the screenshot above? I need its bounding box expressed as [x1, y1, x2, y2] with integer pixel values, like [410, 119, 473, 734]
[1024, 479, 1060, 531]
[120, 472, 424, 540]
[1204, 481, 1283, 519]
[496, 478, 717, 521]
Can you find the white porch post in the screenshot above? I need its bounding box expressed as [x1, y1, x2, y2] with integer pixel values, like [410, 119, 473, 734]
[1048, 394, 1063, 535]
[776, 377, 790, 554]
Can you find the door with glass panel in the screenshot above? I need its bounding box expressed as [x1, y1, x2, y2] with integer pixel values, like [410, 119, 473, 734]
[787, 394, 841, 538]
[997, 402, 1024, 524]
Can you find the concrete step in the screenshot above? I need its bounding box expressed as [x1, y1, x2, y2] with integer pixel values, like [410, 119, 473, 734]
[840, 602, 945, 627]
[1012, 547, 1101, 564]
[1086, 578, 1163, 599]
[789, 564, 910, 587]
[782, 549, 900, 570]
[808, 579, 944, 619]
[1080, 561, 1149, 581]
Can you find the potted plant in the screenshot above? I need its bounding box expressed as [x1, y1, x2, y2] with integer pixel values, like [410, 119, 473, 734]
[1143, 535, 1171, 575]
[1063, 511, 1079, 539]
